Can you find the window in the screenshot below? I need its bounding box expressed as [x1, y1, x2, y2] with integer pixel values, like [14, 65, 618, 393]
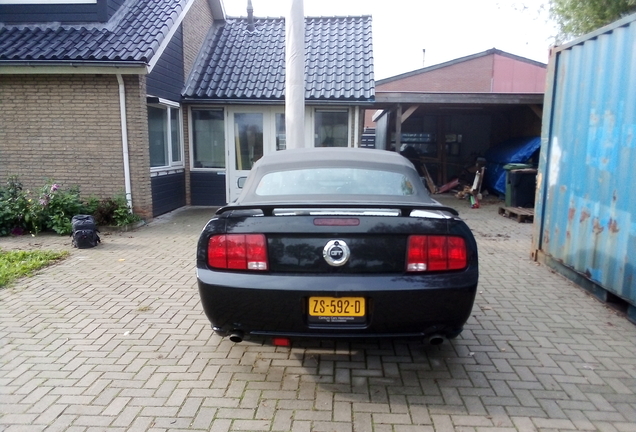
[148, 104, 182, 169]
[275, 113, 286, 150]
[255, 168, 415, 196]
[234, 113, 263, 170]
[315, 110, 349, 147]
[170, 108, 181, 164]
[192, 109, 225, 169]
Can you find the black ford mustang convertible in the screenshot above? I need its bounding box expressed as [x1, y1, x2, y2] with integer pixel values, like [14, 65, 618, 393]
[196, 148, 478, 345]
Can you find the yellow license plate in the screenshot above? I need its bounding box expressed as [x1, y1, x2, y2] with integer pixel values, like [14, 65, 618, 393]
[308, 297, 365, 317]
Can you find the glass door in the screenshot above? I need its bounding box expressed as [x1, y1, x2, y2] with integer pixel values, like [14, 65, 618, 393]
[227, 108, 287, 202]
[228, 112, 263, 201]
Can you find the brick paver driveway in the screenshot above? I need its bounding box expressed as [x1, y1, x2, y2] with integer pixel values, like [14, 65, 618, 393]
[1, 196, 635, 432]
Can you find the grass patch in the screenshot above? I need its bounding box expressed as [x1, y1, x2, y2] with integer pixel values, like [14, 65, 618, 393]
[0, 249, 69, 288]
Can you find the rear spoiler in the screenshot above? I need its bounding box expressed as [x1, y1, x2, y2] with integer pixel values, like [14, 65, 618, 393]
[215, 202, 459, 217]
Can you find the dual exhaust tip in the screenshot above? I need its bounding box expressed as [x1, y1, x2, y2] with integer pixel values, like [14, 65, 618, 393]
[227, 330, 446, 346]
[229, 331, 244, 343]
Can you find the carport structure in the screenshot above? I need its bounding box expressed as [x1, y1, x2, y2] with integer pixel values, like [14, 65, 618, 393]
[368, 49, 546, 186]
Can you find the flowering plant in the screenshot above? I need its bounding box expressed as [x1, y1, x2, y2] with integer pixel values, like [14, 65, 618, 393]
[37, 181, 85, 235]
[0, 177, 142, 236]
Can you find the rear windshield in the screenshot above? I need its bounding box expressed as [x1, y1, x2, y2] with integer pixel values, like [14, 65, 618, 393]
[255, 167, 415, 196]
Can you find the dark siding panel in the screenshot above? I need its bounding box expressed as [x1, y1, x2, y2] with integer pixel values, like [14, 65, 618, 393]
[0, 2, 105, 23]
[146, 26, 184, 102]
[191, 172, 227, 206]
[152, 172, 186, 217]
[107, 0, 125, 19]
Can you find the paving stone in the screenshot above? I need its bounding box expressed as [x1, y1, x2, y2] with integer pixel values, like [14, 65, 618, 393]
[1, 199, 635, 431]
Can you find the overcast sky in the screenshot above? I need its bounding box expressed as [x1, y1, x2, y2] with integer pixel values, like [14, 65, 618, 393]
[222, 0, 557, 80]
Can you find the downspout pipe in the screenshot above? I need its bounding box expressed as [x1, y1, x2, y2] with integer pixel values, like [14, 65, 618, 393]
[116, 74, 133, 211]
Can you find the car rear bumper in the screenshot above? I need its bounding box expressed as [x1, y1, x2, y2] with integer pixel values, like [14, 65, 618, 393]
[197, 269, 478, 339]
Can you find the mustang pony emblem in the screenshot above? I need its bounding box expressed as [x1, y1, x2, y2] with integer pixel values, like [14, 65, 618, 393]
[323, 240, 350, 267]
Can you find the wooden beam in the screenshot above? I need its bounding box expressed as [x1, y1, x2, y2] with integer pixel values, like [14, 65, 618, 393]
[438, 116, 446, 184]
[529, 104, 543, 118]
[401, 105, 418, 123]
[395, 104, 402, 152]
[375, 92, 545, 105]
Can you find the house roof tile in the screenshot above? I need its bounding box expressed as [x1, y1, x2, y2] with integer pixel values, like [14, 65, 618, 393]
[183, 15, 374, 102]
[0, 0, 190, 65]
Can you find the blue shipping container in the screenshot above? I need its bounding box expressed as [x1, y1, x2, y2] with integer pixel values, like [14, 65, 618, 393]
[534, 13, 636, 321]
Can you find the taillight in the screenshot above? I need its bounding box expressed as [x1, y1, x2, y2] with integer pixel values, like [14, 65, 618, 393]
[406, 235, 467, 272]
[207, 234, 268, 271]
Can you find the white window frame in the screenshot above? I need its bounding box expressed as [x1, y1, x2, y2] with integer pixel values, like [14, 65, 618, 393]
[189, 106, 227, 172]
[148, 98, 184, 174]
[313, 108, 352, 148]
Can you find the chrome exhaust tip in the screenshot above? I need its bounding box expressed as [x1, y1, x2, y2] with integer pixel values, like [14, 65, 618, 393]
[428, 335, 444, 346]
[229, 330, 244, 343]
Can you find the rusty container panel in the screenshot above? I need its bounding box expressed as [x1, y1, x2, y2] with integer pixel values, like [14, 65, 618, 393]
[534, 14, 636, 311]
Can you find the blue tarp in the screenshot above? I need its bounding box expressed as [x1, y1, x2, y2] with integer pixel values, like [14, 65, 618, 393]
[483, 136, 541, 195]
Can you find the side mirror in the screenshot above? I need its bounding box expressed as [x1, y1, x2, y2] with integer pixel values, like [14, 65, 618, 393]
[237, 177, 247, 189]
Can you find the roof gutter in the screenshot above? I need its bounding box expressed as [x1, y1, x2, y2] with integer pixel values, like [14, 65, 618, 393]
[180, 98, 375, 106]
[0, 0, 198, 75]
[0, 61, 149, 75]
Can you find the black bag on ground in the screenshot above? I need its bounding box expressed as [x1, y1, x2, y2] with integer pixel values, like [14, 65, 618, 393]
[71, 215, 100, 249]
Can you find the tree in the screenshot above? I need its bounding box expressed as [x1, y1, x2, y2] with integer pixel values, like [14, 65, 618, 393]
[550, 0, 636, 40]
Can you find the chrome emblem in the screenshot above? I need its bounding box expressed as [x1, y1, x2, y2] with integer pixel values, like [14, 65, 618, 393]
[323, 240, 350, 267]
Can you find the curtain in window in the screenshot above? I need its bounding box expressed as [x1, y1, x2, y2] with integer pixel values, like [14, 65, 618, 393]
[315, 110, 348, 147]
[170, 108, 181, 163]
[234, 113, 263, 170]
[148, 106, 168, 167]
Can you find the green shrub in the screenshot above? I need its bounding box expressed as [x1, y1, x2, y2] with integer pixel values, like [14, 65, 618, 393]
[0, 176, 143, 236]
[38, 181, 85, 235]
[0, 176, 41, 235]
[92, 197, 119, 226]
[93, 195, 141, 227]
[112, 194, 141, 227]
[83, 196, 101, 216]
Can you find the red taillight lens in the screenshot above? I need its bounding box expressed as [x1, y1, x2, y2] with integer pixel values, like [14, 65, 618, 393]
[447, 236, 467, 270]
[406, 235, 428, 272]
[208, 235, 228, 269]
[406, 235, 467, 272]
[207, 234, 268, 271]
[427, 235, 448, 271]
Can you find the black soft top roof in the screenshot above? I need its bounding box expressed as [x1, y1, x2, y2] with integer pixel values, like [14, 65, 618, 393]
[251, 147, 414, 169]
[233, 148, 440, 208]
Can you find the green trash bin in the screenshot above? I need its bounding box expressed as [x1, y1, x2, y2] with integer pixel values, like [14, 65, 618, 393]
[503, 164, 535, 207]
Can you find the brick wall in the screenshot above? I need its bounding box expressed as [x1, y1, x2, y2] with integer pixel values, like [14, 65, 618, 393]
[182, 0, 214, 80]
[377, 54, 546, 94]
[182, 0, 215, 206]
[0, 74, 153, 219]
[121, 75, 153, 219]
[377, 55, 494, 93]
[182, 108, 192, 205]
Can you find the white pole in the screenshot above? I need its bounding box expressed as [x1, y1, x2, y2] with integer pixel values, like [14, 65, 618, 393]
[285, 0, 305, 149]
